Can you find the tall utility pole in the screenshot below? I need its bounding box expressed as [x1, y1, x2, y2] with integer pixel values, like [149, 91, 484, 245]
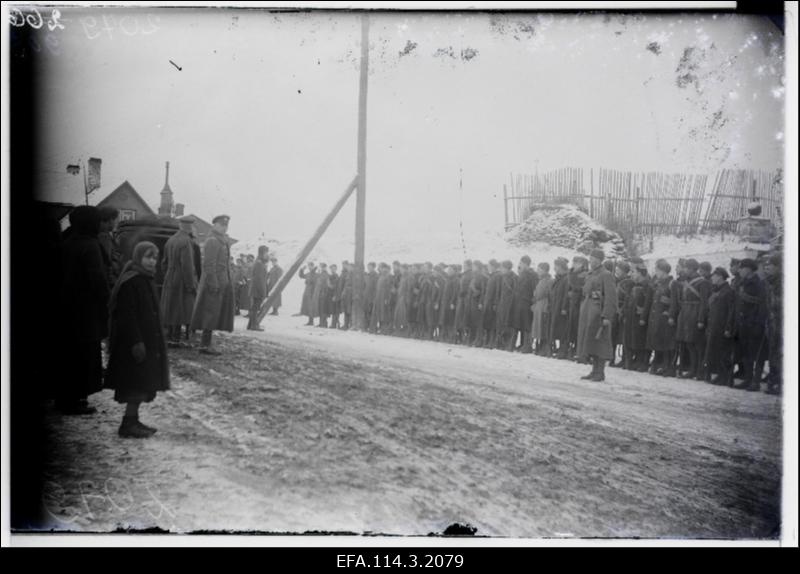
[352, 14, 369, 330]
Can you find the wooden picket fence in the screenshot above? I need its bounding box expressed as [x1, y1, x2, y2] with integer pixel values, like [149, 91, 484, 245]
[504, 167, 782, 237]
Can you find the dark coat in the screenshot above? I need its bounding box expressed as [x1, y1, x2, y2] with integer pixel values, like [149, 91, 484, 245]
[704, 282, 736, 368]
[468, 272, 488, 330]
[372, 273, 394, 326]
[495, 272, 517, 331]
[299, 267, 317, 316]
[105, 274, 170, 403]
[614, 277, 634, 346]
[531, 274, 553, 340]
[576, 265, 617, 360]
[59, 231, 109, 399]
[622, 280, 653, 351]
[267, 264, 283, 307]
[394, 273, 415, 328]
[548, 272, 571, 343]
[646, 276, 680, 351]
[328, 272, 340, 315]
[511, 268, 537, 332]
[454, 270, 473, 330]
[735, 273, 767, 341]
[160, 230, 197, 326]
[250, 259, 268, 300]
[427, 273, 446, 327]
[416, 274, 435, 326]
[483, 271, 502, 330]
[190, 231, 234, 332]
[567, 269, 587, 345]
[439, 274, 459, 327]
[676, 273, 711, 343]
[364, 271, 379, 315]
[311, 270, 331, 317]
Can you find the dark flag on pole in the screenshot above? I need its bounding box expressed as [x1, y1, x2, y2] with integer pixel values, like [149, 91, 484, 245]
[87, 157, 102, 194]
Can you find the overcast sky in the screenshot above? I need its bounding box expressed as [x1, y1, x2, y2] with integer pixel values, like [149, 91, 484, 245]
[32, 8, 785, 244]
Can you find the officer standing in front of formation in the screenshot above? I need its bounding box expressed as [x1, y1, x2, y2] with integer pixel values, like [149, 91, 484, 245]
[733, 258, 767, 391]
[704, 267, 736, 386]
[247, 245, 269, 331]
[190, 215, 234, 355]
[160, 215, 198, 347]
[576, 249, 617, 382]
[266, 255, 284, 316]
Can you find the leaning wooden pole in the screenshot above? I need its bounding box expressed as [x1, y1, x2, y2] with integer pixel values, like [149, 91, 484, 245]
[257, 176, 359, 325]
[352, 14, 369, 330]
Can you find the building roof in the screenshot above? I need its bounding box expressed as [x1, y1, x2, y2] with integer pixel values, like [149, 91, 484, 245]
[97, 180, 157, 218]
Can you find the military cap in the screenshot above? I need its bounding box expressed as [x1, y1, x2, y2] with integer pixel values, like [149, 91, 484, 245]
[258, 245, 269, 255]
[520, 255, 532, 265]
[554, 257, 569, 270]
[740, 258, 758, 271]
[656, 259, 671, 274]
[685, 258, 699, 271]
[489, 259, 499, 267]
[538, 261, 550, 272]
[502, 260, 513, 270]
[212, 214, 230, 225]
[677, 258, 687, 267]
[712, 267, 729, 280]
[573, 256, 588, 266]
[178, 215, 196, 224]
[590, 249, 605, 261]
[616, 260, 631, 273]
[699, 261, 712, 273]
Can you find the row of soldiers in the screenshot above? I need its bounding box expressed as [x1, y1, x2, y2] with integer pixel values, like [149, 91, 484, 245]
[298, 249, 782, 391]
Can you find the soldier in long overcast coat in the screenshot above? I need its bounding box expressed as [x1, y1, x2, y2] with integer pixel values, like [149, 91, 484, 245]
[732, 258, 767, 391]
[549, 257, 571, 359]
[675, 258, 711, 379]
[495, 260, 518, 350]
[439, 265, 460, 342]
[567, 256, 588, 360]
[576, 249, 617, 382]
[482, 260, 502, 348]
[311, 263, 330, 327]
[247, 246, 269, 330]
[160, 216, 197, 344]
[511, 255, 537, 353]
[454, 260, 474, 344]
[704, 267, 736, 386]
[622, 264, 653, 371]
[370, 263, 393, 334]
[363, 262, 378, 329]
[190, 215, 235, 354]
[531, 262, 554, 355]
[299, 262, 317, 325]
[611, 260, 634, 367]
[266, 256, 283, 315]
[468, 261, 488, 346]
[646, 259, 680, 376]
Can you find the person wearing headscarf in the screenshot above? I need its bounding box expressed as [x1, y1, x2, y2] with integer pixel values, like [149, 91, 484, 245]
[57, 205, 109, 415]
[105, 241, 170, 438]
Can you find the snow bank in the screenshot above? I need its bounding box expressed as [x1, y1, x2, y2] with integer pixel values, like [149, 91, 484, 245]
[505, 203, 627, 259]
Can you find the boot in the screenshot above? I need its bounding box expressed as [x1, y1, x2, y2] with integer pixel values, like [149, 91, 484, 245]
[580, 357, 596, 380]
[119, 416, 154, 439]
[591, 359, 606, 382]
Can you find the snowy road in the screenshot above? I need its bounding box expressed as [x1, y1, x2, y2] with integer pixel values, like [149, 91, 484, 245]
[38, 314, 782, 538]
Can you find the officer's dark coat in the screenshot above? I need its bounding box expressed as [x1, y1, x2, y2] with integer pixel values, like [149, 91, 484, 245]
[614, 277, 634, 346]
[439, 274, 459, 327]
[364, 270, 379, 318]
[372, 273, 394, 326]
[267, 264, 284, 308]
[567, 269, 587, 345]
[576, 265, 617, 360]
[311, 269, 330, 318]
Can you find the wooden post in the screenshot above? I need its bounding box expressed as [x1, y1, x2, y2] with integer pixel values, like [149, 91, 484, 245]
[352, 14, 369, 330]
[257, 177, 359, 325]
[503, 184, 509, 229]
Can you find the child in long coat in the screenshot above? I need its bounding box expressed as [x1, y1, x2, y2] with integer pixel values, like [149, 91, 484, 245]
[105, 241, 170, 438]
